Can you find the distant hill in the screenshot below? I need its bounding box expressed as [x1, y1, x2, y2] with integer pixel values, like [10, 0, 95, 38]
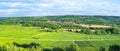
[44, 15, 120, 26]
[0, 15, 120, 27]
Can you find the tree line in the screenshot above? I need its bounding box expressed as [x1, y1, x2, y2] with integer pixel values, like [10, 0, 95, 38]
[68, 27, 120, 34]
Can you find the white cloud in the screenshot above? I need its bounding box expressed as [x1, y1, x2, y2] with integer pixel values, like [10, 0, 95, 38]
[0, 9, 25, 16]
[0, 2, 32, 7]
[0, 0, 120, 16]
[34, 3, 54, 8]
[0, 9, 17, 14]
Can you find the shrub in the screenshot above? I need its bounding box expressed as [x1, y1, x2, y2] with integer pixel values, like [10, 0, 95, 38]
[52, 47, 64, 51]
[66, 44, 79, 51]
[0, 45, 7, 51]
[81, 29, 93, 34]
[111, 28, 120, 34]
[13, 42, 39, 48]
[99, 47, 105, 51]
[108, 45, 120, 51]
[42, 48, 52, 51]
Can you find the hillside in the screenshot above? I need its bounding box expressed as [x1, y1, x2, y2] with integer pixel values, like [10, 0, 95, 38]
[0, 15, 120, 26]
[0, 16, 120, 51]
[45, 15, 120, 26]
[0, 25, 119, 51]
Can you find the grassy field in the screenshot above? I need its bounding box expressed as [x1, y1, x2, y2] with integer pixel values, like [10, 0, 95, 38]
[0, 25, 120, 51]
[0, 25, 119, 41]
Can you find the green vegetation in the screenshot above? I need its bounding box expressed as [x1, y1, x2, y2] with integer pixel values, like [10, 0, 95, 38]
[0, 15, 120, 35]
[0, 25, 119, 51]
[0, 15, 120, 26]
[0, 15, 120, 51]
[0, 41, 120, 51]
[0, 25, 119, 42]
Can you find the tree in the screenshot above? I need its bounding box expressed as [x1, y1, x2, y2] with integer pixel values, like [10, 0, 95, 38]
[80, 29, 86, 34]
[80, 29, 93, 34]
[100, 30, 107, 35]
[111, 28, 120, 34]
[95, 30, 101, 35]
[85, 29, 93, 34]
[75, 29, 79, 33]
[68, 29, 73, 32]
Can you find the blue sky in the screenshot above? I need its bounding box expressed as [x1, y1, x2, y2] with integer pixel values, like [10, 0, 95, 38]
[0, 0, 120, 17]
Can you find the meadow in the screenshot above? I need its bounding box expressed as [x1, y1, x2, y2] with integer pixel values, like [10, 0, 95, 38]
[0, 25, 120, 42]
[0, 25, 120, 51]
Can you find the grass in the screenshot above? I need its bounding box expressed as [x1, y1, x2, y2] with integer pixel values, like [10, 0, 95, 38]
[75, 40, 120, 51]
[0, 25, 120, 51]
[0, 25, 119, 41]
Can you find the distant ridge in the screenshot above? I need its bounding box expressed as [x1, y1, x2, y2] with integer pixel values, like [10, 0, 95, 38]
[0, 15, 120, 27]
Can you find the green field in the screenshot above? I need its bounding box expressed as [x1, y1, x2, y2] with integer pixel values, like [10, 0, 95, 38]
[0, 25, 120, 51]
[0, 25, 120, 42]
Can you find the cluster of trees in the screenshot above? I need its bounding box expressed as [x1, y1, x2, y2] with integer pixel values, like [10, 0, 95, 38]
[99, 45, 120, 51]
[13, 42, 39, 48]
[108, 45, 120, 51]
[68, 27, 120, 34]
[0, 17, 84, 29]
[22, 22, 83, 29]
[13, 42, 79, 51]
[95, 28, 120, 35]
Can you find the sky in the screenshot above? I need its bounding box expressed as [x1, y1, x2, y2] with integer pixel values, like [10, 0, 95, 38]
[0, 0, 120, 17]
